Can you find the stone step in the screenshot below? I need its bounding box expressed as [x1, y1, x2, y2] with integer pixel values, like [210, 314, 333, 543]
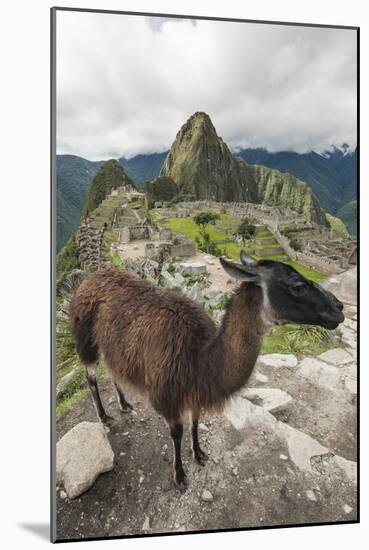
[224, 395, 356, 481]
[248, 352, 357, 461]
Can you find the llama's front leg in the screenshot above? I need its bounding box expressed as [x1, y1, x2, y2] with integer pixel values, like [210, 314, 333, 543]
[114, 383, 133, 413]
[169, 421, 188, 493]
[191, 412, 209, 466]
[85, 365, 113, 425]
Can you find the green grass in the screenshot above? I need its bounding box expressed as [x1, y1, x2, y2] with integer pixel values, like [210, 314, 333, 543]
[56, 388, 88, 418]
[255, 229, 273, 238]
[261, 324, 339, 356]
[253, 242, 282, 249]
[110, 249, 123, 268]
[56, 360, 110, 418]
[160, 216, 326, 282]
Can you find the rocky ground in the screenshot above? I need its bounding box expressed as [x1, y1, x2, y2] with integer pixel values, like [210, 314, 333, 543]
[55, 302, 357, 541]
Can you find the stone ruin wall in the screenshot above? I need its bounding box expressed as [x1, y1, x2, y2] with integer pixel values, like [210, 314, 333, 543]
[76, 222, 110, 272]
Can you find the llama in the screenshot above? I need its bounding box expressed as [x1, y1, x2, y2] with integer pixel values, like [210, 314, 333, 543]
[69, 251, 344, 492]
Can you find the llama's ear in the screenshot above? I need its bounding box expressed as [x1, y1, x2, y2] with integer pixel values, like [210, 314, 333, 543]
[219, 257, 259, 282]
[240, 250, 257, 267]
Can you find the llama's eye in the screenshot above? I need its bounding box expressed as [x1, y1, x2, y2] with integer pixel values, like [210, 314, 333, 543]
[291, 284, 308, 297]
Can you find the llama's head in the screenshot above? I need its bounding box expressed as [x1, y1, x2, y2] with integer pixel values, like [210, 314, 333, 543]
[220, 252, 344, 329]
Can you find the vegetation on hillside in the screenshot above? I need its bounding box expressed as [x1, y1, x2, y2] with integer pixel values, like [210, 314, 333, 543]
[56, 155, 102, 251]
[144, 175, 179, 207]
[235, 217, 256, 244]
[336, 200, 357, 238]
[239, 147, 357, 227]
[326, 213, 350, 238]
[56, 234, 80, 281]
[83, 159, 136, 219]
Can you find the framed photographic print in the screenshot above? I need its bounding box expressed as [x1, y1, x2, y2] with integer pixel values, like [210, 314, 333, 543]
[51, 7, 359, 543]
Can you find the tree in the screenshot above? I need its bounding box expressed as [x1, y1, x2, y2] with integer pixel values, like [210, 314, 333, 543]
[236, 217, 256, 244]
[193, 211, 220, 234]
[193, 211, 221, 255]
[289, 238, 302, 251]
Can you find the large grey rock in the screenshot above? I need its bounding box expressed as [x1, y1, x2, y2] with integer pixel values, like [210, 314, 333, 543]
[203, 288, 224, 308]
[160, 270, 186, 290]
[242, 388, 293, 413]
[56, 368, 77, 399]
[258, 354, 298, 369]
[224, 396, 277, 431]
[56, 422, 114, 499]
[297, 357, 342, 391]
[173, 273, 185, 287]
[159, 227, 173, 241]
[184, 282, 205, 305]
[179, 261, 207, 276]
[277, 422, 328, 473]
[160, 270, 176, 289]
[318, 348, 353, 366]
[321, 267, 357, 305]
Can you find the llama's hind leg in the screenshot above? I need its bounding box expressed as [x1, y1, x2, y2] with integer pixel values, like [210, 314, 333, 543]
[85, 364, 113, 426]
[190, 410, 209, 466]
[168, 420, 188, 493]
[114, 383, 133, 413]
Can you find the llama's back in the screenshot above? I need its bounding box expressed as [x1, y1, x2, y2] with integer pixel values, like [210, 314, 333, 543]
[70, 269, 216, 417]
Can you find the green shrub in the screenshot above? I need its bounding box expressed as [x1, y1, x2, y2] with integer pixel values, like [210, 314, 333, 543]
[235, 217, 256, 242]
[289, 238, 302, 251]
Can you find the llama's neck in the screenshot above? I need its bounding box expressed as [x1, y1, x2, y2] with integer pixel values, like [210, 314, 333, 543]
[204, 283, 268, 402]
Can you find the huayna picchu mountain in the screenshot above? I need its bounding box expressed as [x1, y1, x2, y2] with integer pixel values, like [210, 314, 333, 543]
[82, 159, 136, 219]
[160, 112, 327, 225]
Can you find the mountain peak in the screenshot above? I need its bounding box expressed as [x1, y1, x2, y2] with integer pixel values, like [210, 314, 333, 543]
[177, 111, 217, 141]
[160, 113, 327, 224]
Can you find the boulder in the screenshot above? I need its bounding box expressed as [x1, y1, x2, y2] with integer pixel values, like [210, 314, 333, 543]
[159, 227, 172, 241]
[173, 272, 185, 287]
[224, 395, 277, 431]
[203, 288, 224, 308]
[242, 388, 293, 413]
[321, 267, 357, 305]
[184, 282, 205, 305]
[179, 261, 207, 276]
[56, 422, 114, 499]
[56, 368, 77, 399]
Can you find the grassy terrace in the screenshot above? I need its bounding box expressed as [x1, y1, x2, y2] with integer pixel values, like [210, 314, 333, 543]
[156, 213, 326, 282]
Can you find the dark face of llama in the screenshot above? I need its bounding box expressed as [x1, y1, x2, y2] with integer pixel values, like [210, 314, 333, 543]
[220, 252, 345, 330]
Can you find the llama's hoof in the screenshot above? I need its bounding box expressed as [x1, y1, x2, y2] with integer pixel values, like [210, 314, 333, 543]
[101, 414, 114, 426]
[120, 403, 133, 414]
[175, 472, 189, 493]
[195, 449, 209, 466]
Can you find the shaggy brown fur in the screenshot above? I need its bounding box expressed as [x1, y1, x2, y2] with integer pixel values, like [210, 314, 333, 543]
[69, 268, 266, 489]
[70, 269, 264, 415]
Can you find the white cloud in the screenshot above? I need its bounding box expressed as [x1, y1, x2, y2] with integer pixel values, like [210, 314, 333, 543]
[56, 11, 357, 160]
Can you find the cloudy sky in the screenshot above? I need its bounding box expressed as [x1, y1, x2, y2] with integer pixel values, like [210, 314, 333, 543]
[56, 11, 357, 160]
